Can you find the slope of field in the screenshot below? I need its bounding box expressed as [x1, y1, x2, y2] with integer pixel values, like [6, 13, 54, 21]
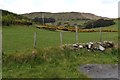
[2, 9, 32, 26]
[3, 25, 118, 54]
[22, 12, 104, 20]
[3, 46, 118, 78]
[2, 25, 118, 78]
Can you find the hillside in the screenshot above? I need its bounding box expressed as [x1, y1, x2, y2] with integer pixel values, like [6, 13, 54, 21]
[1, 9, 32, 26]
[22, 12, 107, 21]
[2, 10, 114, 29]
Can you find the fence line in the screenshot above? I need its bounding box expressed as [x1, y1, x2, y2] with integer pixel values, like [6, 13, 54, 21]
[33, 27, 104, 48]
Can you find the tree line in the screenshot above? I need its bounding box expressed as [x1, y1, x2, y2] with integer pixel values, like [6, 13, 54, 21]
[83, 19, 115, 29]
[32, 17, 56, 24]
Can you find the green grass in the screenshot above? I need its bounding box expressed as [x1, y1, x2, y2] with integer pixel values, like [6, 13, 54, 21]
[2, 25, 118, 78]
[3, 25, 118, 54]
[56, 20, 89, 26]
[3, 47, 118, 78]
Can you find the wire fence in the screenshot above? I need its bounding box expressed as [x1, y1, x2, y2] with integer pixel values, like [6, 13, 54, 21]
[3, 26, 117, 54]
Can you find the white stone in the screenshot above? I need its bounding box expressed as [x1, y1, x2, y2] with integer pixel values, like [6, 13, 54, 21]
[88, 44, 92, 48]
[79, 45, 83, 48]
[73, 44, 78, 47]
[99, 45, 105, 51]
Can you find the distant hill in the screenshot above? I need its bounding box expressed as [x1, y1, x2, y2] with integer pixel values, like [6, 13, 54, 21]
[2, 9, 113, 29]
[1, 9, 32, 26]
[22, 12, 107, 21]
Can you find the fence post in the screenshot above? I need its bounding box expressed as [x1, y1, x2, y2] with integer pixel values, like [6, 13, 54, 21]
[100, 27, 102, 42]
[42, 13, 44, 25]
[75, 25, 78, 44]
[0, 11, 2, 80]
[34, 32, 37, 48]
[60, 31, 63, 46]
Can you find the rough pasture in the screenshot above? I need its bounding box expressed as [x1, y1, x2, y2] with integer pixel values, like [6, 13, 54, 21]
[3, 25, 118, 54]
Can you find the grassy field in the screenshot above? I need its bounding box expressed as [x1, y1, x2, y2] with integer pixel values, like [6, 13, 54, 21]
[2, 25, 118, 78]
[3, 25, 118, 54]
[3, 47, 118, 78]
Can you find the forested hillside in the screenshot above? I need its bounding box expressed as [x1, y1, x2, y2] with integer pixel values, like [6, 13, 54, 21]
[1, 9, 32, 26]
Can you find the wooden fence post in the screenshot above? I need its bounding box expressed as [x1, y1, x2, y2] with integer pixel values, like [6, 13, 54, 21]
[42, 13, 44, 25]
[34, 32, 37, 48]
[75, 25, 78, 44]
[0, 11, 2, 80]
[100, 27, 102, 42]
[60, 31, 63, 46]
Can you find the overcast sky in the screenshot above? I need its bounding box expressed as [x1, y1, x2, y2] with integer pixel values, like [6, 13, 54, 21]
[0, 0, 119, 18]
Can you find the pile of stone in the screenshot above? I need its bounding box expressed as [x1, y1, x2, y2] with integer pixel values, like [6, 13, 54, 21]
[62, 41, 114, 51]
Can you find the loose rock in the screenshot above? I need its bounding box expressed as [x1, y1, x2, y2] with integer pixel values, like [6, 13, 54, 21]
[62, 41, 115, 51]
